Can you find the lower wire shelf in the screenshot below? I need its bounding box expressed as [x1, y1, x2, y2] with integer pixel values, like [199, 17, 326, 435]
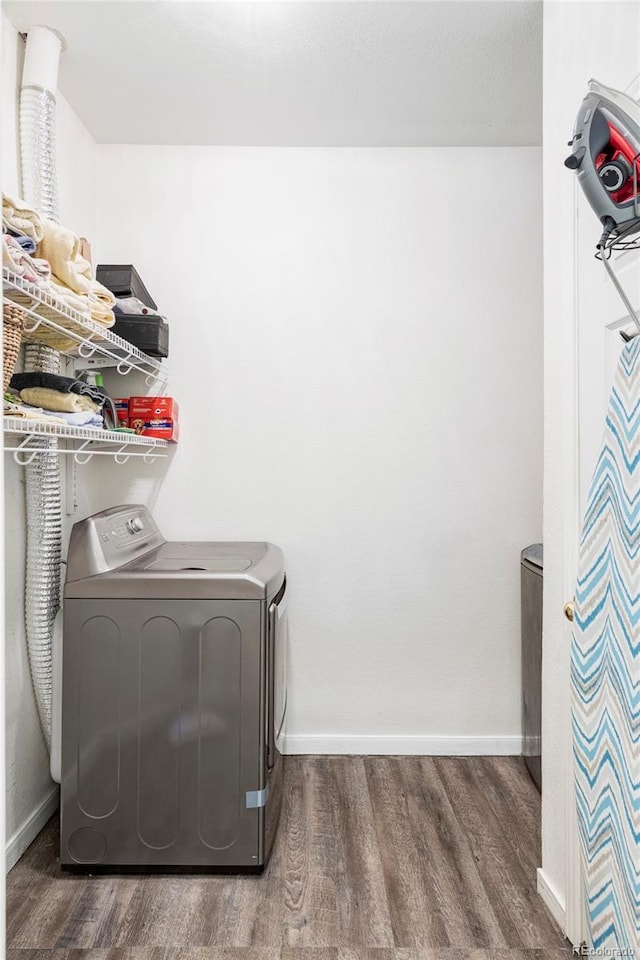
[3, 268, 168, 386]
[4, 417, 169, 465]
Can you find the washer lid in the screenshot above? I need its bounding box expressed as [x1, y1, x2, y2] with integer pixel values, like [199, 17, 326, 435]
[65, 506, 284, 599]
[66, 538, 284, 600]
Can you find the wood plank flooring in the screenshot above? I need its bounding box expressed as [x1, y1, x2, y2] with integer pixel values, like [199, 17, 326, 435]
[6, 757, 572, 960]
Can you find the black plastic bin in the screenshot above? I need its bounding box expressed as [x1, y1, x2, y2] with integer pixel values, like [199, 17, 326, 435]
[112, 315, 169, 358]
[96, 264, 158, 310]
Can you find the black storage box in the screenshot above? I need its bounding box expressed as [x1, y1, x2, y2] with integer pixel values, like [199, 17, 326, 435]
[112, 315, 169, 358]
[97, 264, 158, 310]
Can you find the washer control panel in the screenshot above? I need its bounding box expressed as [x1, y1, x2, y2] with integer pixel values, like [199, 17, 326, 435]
[102, 513, 148, 550]
[66, 505, 165, 581]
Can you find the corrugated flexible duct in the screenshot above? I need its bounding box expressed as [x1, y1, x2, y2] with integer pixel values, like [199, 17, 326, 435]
[18, 26, 65, 750]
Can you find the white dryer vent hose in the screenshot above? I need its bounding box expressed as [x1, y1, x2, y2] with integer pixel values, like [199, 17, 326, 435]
[18, 25, 64, 752]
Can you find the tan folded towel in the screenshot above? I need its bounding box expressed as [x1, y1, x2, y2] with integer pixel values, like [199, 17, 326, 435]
[91, 282, 116, 308]
[49, 280, 91, 316]
[89, 297, 115, 328]
[92, 308, 116, 327]
[37, 220, 93, 296]
[89, 282, 116, 327]
[19, 387, 100, 414]
[76, 395, 101, 412]
[2, 193, 44, 243]
[50, 279, 115, 329]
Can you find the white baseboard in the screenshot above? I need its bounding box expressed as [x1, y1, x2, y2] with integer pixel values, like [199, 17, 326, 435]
[537, 867, 567, 934]
[6, 785, 59, 873]
[282, 734, 523, 756]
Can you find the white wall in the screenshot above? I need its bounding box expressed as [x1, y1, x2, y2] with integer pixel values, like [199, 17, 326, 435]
[1, 11, 98, 866]
[92, 144, 543, 751]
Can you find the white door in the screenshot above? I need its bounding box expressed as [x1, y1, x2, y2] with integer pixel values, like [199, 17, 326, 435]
[542, 1, 640, 948]
[571, 76, 640, 948]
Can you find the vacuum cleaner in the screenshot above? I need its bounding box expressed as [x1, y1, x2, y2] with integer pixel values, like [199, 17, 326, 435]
[565, 79, 640, 330]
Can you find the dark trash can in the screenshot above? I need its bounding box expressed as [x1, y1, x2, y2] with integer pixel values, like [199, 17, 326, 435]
[521, 543, 542, 791]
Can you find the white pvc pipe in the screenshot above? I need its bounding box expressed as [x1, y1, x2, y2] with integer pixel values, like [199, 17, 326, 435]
[20, 27, 63, 224]
[21, 25, 63, 93]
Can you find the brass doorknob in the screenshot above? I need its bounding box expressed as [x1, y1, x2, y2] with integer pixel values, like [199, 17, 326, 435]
[564, 600, 575, 622]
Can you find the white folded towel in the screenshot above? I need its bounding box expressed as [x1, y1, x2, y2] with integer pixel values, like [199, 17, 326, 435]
[2, 193, 44, 244]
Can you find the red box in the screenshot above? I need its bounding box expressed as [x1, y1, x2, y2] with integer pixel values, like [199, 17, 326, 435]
[129, 396, 179, 420]
[114, 398, 129, 427]
[129, 396, 179, 443]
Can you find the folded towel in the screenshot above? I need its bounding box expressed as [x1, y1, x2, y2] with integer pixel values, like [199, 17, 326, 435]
[76, 395, 101, 412]
[2, 194, 44, 244]
[11, 372, 81, 393]
[4, 401, 67, 425]
[38, 407, 104, 428]
[4, 401, 102, 428]
[7, 231, 37, 254]
[48, 277, 115, 328]
[37, 219, 93, 296]
[89, 283, 116, 326]
[34, 221, 116, 327]
[2, 235, 20, 272]
[3, 234, 51, 285]
[19, 387, 100, 414]
[49, 279, 92, 317]
[8, 373, 119, 429]
[11, 371, 104, 402]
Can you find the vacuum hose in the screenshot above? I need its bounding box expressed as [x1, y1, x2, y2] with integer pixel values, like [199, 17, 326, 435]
[19, 26, 64, 750]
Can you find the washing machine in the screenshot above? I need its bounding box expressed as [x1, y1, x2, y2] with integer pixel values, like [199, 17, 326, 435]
[60, 504, 287, 870]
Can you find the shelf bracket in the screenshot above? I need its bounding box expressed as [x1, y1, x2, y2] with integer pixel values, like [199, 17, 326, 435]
[22, 314, 43, 335]
[116, 353, 134, 375]
[12, 436, 39, 466]
[77, 340, 98, 360]
[73, 440, 95, 465]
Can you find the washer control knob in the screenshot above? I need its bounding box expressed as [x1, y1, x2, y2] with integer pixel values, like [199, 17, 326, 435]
[127, 516, 144, 534]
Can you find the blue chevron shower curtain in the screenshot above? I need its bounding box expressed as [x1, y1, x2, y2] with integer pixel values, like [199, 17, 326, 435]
[573, 338, 640, 952]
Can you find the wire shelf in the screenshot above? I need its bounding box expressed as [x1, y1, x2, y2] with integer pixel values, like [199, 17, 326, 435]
[2, 268, 168, 385]
[596, 232, 640, 257]
[4, 416, 169, 465]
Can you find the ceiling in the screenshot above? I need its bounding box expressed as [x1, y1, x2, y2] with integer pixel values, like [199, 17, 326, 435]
[4, 1, 542, 147]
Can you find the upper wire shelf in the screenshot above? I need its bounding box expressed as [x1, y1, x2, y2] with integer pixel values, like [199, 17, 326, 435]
[2, 268, 168, 385]
[4, 416, 168, 465]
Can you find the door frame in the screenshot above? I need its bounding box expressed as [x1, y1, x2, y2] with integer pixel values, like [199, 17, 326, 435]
[560, 175, 584, 949]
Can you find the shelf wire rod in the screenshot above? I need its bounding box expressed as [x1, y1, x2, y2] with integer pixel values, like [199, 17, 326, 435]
[4, 445, 167, 461]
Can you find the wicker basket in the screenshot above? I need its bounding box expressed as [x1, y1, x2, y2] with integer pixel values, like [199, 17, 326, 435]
[3, 302, 25, 392]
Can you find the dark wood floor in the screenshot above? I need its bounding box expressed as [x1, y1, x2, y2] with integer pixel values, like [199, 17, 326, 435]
[6, 757, 572, 960]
